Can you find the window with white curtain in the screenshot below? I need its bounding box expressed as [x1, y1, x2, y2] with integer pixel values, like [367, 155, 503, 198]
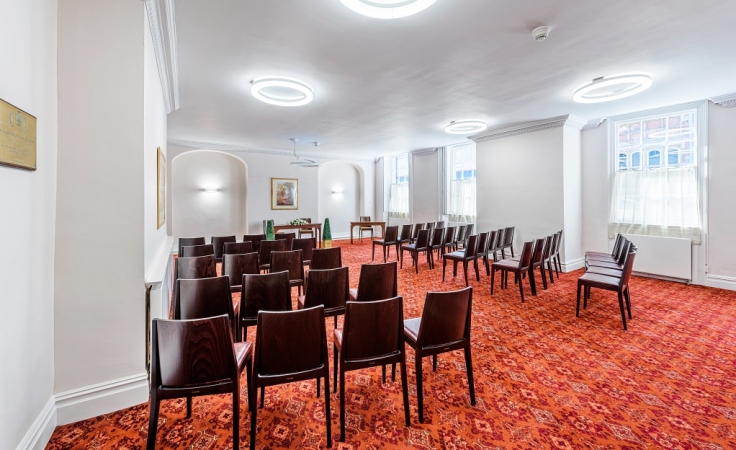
[385, 154, 409, 218]
[609, 109, 702, 243]
[445, 142, 476, 223]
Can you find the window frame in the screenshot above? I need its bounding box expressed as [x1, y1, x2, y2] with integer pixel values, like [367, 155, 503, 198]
[442, 141, 477, 220]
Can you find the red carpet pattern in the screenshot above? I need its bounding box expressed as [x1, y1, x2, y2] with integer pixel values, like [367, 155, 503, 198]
[48, 240, 736, 449]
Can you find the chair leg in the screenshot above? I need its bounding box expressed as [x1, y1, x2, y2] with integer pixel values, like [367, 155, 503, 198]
[232, 381, 239, 450]
[490, 268, 495, 295]
[501, 248, 506, 259]
[463, 261, 468, 287]
[484, 255, 490, 276]
[465, 344, 476, 406]
[372, 243, 375, 261]
[400, 249, 404, 269]
[453, 261, 458, 277]
[260, 386, 265, 408]
[576, 282, 582, 317]
[392, 363, 396, 382]
[540, 265, 547, 290]
[382, 364, 387, 383]
[415, 352, 424, 423]
[186, 396, 192, 418]
[324, 373, 332, 448]
[400, 357, 410, 427]
[432, 354, 437, 371]
[624, 287, 632, 319]
[414, 251, 419, 274]
[528, 268, 537, 297]
[510, 246, 515, 258]
[618, 291, 628, 331]
[339, 367, 346, 441]
[333, 344, 338, 394]
[146, 394, 160, 450]
[547, 260, 555, 283]
[474, 259, 480, 281]
[442, 258, 447, 281]
[316, 377, 320, 397]
[584, 286, 589, 309]
[519, 272, 526, 302]
[383, 245, 387, 263]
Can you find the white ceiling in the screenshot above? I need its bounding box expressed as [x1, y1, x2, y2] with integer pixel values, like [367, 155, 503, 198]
[168, 0, 736, 159]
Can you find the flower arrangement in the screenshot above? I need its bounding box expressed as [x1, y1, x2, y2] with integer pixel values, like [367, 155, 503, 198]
[288, 218, 308, 226]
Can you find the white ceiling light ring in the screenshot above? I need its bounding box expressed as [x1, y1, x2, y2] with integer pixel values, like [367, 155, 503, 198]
[339, 0, 437, 19]
[445, 120, 487, 135]
[572, 74, 653, 104]
[251, 77, 314, 107]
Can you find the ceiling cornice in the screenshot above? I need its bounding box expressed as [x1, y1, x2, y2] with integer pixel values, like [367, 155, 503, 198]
[145, 0, 179, 113]
[469, 115, 586, 143]
[167, 139, 375, 163]
[411, 147, 438, 156]
[582, 118, 606, 131]
[710, 93, 736, 108]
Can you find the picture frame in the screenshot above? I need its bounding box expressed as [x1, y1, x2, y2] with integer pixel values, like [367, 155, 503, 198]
[157, 147, 166, 229]
[271, 177, 298, 210]
[0, 98, 37, 171]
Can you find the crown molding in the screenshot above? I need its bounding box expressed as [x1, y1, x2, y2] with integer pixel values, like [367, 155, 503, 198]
[582, 118, 606, 131]
[710, 93, 736, 108]
[145, 0, 179, 113]
[411, 147, 438, 156]
[167, 139, 375, 163]
[470, 115, 585, 143]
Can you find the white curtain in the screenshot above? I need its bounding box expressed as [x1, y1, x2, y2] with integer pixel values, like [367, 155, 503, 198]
[609, 166, 701, 243]
[447, 178, 476, 223]
[388, 182, 409, 218]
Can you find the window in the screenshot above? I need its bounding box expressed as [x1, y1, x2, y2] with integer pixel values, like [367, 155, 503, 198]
[445, 142, 476, 222]
[609, 109, 701, 243]
[385, 154, 409, 218]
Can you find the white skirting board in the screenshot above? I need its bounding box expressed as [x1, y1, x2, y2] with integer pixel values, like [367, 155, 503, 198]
[562, 257, 585, 272]
[55, 373, 149, 426]
[15, 397, 56, 450]
[706, 274, 736, 291]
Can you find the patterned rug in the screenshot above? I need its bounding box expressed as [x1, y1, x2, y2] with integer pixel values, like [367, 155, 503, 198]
[47, 240, 736, 449]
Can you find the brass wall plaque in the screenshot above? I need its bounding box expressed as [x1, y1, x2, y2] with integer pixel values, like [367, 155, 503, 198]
[0, 99, 37, 171]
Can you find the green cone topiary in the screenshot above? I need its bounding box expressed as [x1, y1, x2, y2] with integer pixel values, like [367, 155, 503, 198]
[322, 218, 332, 248]
[265, 220, 275, 241]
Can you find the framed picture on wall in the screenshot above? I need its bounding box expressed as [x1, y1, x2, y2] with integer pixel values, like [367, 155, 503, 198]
[271, 177, 298, 210]
[157, 147, 166, 229]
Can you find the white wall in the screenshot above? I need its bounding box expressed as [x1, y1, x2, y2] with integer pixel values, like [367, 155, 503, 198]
[0, 0, 58, 448]
[55, 0, 147, 419]
[318, 161, 360, 238]
[144, 10, 169, 277]
[411, 150, 441, 224]
[581, 123, 610, 253]
[171, 150, 247, 240]
[562, 125, 584, 266]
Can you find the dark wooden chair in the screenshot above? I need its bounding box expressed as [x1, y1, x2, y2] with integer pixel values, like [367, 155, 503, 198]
[250, 306, 332, 449]
[298, 267, 349, 328]
[434, 221, 445, 229]
[491, 240, 535, 302]
[334, 297, 410, 441]
[396, 224, 412, 256]
[298, 218, 314, 238]
[349, 261, 398, 303]
[454, 225, 467, 251]
[585, 241, 631, 278]
[292, 237, 316, 266]
[240, 271, 292, 339]
[484, 230, 499, 273]
[176, 255, 216, 281]
[441, 226, 457, 257]
[401, 229, 433, 272]
[175, 276, 240, 342]
[372, 225, 399, 262]
[359, 216, 373, 242]
[243, 234, 266, 253]
[541, 235, 556, 285]
[586, 233, 623, 261]
[475, 232, 491, 275]
[428, 227, 445, 261]
[178, 237, 205, 256]
[148, 316, 251, 450]
[493, 229, 505, 259]
[553, 230, 564, 274]
[222, 253, 259, 292]
[577, 244, 637, 330]
[258, 239, 287, 272]
[311, 247, 343, 270]
[223, 241, 253, 255]
[180, 243, 214, 258]
[460, 224, 474, 249]
[403, 287, 475, 423]
[211, 235, 236, 262]
[275, 232, 296, 250]
[270, 250, 305, 295]
[500, 226, 515, 258]
[442, 234, 480, 287]
[527, 238, 547, 294]
[409, 223, 422, 243]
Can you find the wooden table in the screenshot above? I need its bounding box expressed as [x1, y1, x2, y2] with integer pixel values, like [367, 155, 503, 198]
[273, 223, 322, 248]
[349, 221, 386, 244]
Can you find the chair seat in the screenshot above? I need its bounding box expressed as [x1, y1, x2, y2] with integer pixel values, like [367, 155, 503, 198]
[289, 279, 304, 287]
[234, 341, 253, 369]
[578, 272, 621, 288]
[260, 264, 270, 270]
[492, 259, 522, 270]
[586, 255, 616, 262]
[374, 239, 395, 245]
[587, 261, 622, 269]
[348, 288, 357, 301]
[401, 244, 417, 251]
[585, 251, 612, 258]
[443, 250, 467, 261]
[403, 317, 421, 343]
[586, 267, 623, 278]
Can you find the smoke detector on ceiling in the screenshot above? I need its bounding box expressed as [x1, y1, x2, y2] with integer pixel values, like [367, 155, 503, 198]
[532, 26, 551, 42]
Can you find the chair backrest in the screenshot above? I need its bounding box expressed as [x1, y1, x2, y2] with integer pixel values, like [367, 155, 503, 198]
[383, 226, 399, 243]
[356, 262, 398, 302]
[443, 226, 456, 246]
[417, 287, 472, 348]
[177, 255, 216, 280]
[270, 250, 304, 282]
[488, 230, 499, 253]
[275, 232, 296, 250]
[360, 216, 371, 222]
[254, 306, 327, 377]
[555, 230, 564, 255]
[430, 227, 444, 247]
[476, 232, 489, 255]
[222, 253, 259, 287]
[424, 222, 434, 231]
[341, 297, 404, 362]
[152, 315, 236, 388]
[619, 244, 638, 287]
[463, 234, 480, 258]
[616, 241, 632, 266]
[503, 226, 515, 247]
[175, 276, 234, 326]
[464, 224, 475, 237]
[398, 224, 412, 242]
[181, 244, 215, 258]
[517, 241, 535, 270]
[548, 234, 559, 259]
[211, 236, 236, 259]
[495, 229, 505, 251]
[542, 235, 554, 260]
[456, 225, 467, 243]
[410, 223, 422, 240]
[611, 233, 623, 257]
[223, 241, 253, 255]
[291, 238, 315, 262]
[259, 239, 288, 266]
[311, 247, 342, 270]
[302, 267, 349, 313]
[435, 221, 445, 229]
[241, 271, 292, 320]
[414, 229, 430, 250]
[178, 237, 206, 256]
[243, 234, 266, 253]
[531, 238, 546, 266]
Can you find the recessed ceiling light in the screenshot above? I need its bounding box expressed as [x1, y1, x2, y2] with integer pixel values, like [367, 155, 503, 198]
[445, 120, 488, 135]
[339, 0, 437, 19]
[573, 74, 653, 104]
[251, 77, 314, 107]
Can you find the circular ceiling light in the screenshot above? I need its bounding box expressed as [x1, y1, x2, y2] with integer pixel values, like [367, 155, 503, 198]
[339, 0, 437, 19]
[573, 74, 652, 104]
[251, 77, 314, 107]
[445, 120, 488, 135]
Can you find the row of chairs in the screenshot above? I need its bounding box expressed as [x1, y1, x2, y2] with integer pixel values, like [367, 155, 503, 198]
[578, 234, 637, 330]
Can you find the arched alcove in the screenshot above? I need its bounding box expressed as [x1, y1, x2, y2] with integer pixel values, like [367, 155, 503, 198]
[318, 161, 361, 238]
[171, 150, 248, 239]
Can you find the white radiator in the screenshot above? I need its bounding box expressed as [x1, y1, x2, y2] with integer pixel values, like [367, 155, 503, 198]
[621, 234, 691, 281]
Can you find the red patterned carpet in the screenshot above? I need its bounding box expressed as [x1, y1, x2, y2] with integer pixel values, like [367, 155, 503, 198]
[48, 240, 736, 449]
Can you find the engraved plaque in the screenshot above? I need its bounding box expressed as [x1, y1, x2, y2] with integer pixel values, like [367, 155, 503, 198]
[0, 99, 37, 171]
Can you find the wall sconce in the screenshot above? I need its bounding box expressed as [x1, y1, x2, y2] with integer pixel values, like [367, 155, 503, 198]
[202, 187, 219, 193]
[332, 187, 344, 195]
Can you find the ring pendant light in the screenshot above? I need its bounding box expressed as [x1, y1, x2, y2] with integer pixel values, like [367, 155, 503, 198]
[339, 0, 437, 19]
[573, 74, 652, 103]
[445, 120, 487, 135]
[251, 77, 314, 107]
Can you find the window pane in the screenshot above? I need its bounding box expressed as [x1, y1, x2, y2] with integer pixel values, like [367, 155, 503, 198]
[631, 152, 641, 169]
[648, 150, 661, 168]
[643, 118, 666, 144]
[668, 147, 679, 166]
[618, 121, 641, 147]
[618, 153, 628, 170]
